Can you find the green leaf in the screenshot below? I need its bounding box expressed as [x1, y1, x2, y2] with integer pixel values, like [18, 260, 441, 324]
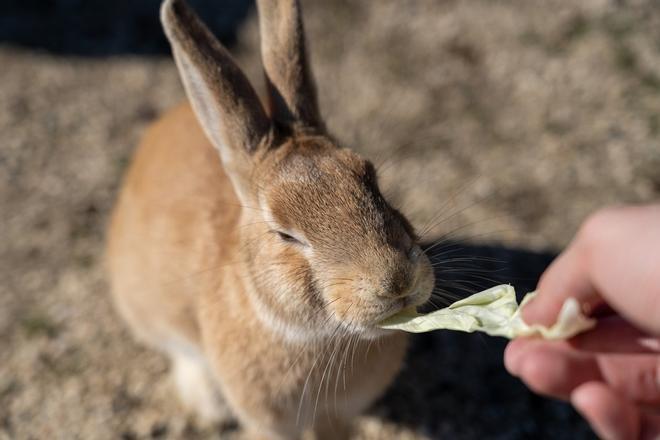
[379, 284, 595, 339]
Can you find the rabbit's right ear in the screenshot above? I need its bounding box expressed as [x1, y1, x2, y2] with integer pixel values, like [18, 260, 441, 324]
[161, 0, 271, 199]
[256, 0, 323, 132]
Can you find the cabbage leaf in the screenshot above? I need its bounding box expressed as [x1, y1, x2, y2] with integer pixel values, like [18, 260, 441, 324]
[379, 284, 595, 339]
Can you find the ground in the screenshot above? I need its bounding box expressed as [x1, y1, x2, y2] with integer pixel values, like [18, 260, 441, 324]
[1, 0, 659, 438]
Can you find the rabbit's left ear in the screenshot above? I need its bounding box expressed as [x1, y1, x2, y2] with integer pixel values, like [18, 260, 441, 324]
[161, 0, 271, 160]
[256, 0, 323, 132]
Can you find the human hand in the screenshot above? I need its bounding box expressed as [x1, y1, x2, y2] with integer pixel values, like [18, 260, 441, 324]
[504, 204, 660, 440]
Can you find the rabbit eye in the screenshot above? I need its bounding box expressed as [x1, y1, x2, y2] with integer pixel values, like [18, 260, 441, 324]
[275, 231, 301, 244]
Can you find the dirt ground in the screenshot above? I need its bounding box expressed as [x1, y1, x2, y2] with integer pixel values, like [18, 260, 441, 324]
[1, 0, 659, 439]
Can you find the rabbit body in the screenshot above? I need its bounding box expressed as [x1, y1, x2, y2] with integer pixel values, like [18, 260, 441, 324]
[107, 1, 433, 438]
[108, 103, 408, 438]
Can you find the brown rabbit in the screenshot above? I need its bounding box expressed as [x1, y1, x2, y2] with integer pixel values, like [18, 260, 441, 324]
[106, 0, 434, 438]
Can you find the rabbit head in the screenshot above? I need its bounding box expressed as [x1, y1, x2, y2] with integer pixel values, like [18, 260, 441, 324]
[161, 0, 434, 341]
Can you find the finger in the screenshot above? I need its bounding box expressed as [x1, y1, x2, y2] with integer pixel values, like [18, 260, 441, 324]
[522, 242, 602, 327]
[579, 205, 660, 336]
[571, 381, 640, 440]
[513, 337, 660, 404]
[504, 338, 534, 377]
[513, 339, 602, 400]
[504, 337, 571, 377]
[570, 316, 660, 354]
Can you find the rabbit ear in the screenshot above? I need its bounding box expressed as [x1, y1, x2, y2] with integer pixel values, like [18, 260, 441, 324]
[161, 0, 271, 165]
[256, 0, 323, 131]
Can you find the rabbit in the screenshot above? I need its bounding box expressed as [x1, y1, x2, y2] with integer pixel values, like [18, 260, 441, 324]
[106, 0, 435, 438]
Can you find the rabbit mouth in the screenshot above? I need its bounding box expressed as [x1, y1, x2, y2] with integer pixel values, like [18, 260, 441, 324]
[324, 275, 434, 336]
[382, 294, 425, 320]
[362, 290, 431, 328]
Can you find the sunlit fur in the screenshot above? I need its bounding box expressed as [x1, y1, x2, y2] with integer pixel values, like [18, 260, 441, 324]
[107, 0, 434, 438]
[247, 136, 434, 341]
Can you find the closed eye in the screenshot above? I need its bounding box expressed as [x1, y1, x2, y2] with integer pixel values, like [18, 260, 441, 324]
[274, 230, 303, 245]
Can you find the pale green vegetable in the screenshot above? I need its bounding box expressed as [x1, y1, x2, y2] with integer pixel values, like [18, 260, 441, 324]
[379, 284, 596, 339]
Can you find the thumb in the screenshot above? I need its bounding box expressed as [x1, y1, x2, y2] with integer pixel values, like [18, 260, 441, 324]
[523, 241, 601, 326]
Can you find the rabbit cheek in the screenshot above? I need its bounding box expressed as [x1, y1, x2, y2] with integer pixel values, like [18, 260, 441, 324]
[412, 254, 435, 305]
[323, 282, 357, 324]
[249, 247, 326, 334]
[320, 273, 386, 331]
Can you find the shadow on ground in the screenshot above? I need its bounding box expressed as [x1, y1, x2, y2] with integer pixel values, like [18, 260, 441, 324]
[370, 241, 596, 439]
[0, 0, 252, 55]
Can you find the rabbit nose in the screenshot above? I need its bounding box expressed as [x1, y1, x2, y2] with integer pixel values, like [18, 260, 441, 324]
[375, 269, 414, 299]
